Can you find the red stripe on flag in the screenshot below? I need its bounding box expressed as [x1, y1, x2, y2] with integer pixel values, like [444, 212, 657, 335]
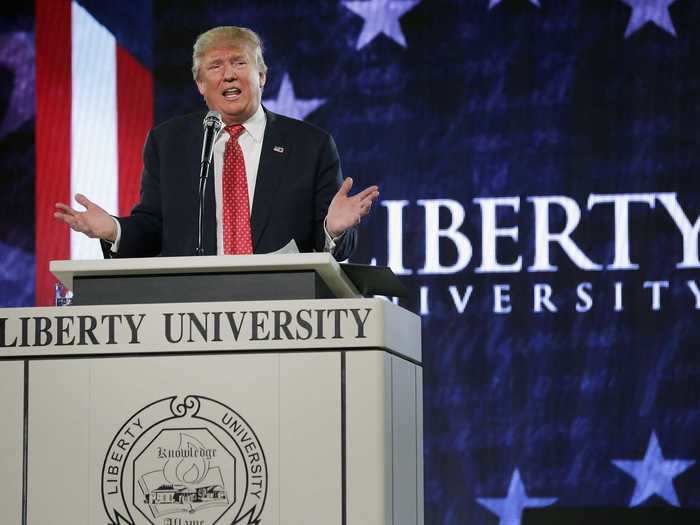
[35, 0, 71, 306]
[117, 47, 153, 216]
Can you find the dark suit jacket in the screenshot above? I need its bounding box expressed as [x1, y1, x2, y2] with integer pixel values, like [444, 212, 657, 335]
[103, 108, 356, 260]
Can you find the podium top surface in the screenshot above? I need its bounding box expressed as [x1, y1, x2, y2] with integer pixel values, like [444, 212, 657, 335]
[51, 253, 361, 299]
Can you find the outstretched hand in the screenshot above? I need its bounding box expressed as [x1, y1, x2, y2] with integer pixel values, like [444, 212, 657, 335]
[326, 178, 380, 237]
[54, 194, 117, 241]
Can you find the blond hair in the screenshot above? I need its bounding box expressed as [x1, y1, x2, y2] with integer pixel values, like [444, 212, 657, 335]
[192, 26, 268, 80]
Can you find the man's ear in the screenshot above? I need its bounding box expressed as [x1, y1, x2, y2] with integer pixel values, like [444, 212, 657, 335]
[259, 70, 266, 89]
[196, 78, 206, 96]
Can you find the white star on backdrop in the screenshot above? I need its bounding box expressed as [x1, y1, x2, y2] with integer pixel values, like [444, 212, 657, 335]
[262, 73, 325, 121]
[489, 0, 541, 9]
[612, 431, 695, 507]
[620, 0, 678, 38]
[343, 0, 421, 50]
[476, 469, 557, 525]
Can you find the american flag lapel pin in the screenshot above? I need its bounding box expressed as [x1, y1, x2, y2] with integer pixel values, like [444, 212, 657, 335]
[273, 146, 285, 153]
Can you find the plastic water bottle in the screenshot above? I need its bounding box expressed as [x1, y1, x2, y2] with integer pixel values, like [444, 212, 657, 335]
[54, 282, 73, 306]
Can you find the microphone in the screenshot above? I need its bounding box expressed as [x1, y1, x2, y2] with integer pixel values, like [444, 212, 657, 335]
[196, 111, 223, 255]
[200, 110, 223, 168]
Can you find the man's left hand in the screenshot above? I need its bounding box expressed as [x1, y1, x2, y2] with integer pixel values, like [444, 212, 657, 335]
[326, 177, 380, 237]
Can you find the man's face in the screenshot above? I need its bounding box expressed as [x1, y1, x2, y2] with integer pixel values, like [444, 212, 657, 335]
[196, 42, 266, 125]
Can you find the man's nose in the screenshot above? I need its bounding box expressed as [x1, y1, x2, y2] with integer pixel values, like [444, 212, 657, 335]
[223, 63, 237, 80]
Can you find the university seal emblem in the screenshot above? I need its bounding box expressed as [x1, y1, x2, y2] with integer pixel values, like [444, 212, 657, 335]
[101, 395, 268, 525]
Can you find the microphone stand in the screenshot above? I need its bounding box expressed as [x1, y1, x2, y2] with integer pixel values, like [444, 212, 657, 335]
[195, 114, 222, 255]
[195, 160, 212, 256]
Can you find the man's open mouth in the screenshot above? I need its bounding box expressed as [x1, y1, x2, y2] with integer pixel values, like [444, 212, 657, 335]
[222, 87, 241, 99]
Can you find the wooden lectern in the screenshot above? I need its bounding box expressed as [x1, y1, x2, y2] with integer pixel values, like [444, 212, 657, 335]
[0, 254, 423, 525]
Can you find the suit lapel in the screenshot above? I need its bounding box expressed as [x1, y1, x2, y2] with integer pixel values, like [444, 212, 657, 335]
[251, 109, 287, 249]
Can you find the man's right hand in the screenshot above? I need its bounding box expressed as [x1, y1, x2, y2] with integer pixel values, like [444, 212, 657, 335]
[54, 193, 117, 242]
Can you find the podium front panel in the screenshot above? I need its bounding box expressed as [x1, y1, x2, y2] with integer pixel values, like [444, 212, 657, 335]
[279, 353, 342, 524]
[346, 351, 393, 524]
[0, 360, 23, 525]
[25, 353, 346, 525]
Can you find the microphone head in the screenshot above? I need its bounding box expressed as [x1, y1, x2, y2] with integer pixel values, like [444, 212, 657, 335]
[203, 110, 223, 130]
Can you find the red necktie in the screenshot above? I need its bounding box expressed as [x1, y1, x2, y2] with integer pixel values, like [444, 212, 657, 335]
[222, 124, 253, 254]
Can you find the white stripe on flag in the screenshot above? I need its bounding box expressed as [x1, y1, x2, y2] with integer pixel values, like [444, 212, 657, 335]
[71, 1, 118, 260]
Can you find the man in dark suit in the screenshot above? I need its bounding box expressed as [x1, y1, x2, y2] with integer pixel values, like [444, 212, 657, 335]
[54, 26, 378, 260]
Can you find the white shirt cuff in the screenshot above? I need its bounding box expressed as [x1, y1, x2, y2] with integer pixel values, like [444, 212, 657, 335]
[323, 217, 345, 254]
[108, 217, 121, 253]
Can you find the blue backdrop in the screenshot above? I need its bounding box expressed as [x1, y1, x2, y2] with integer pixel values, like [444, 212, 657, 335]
[1, 1, 699, 523]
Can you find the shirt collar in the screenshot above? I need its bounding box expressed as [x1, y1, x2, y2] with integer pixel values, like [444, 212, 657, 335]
[241, 104, 266, 143]
[216, 104, 267, 143]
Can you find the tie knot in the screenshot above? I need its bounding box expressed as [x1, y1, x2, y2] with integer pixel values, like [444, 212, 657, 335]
[225, 124, 245, 141]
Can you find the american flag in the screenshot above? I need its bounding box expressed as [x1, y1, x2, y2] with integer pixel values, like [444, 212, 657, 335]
[34, 0, 153, 306]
